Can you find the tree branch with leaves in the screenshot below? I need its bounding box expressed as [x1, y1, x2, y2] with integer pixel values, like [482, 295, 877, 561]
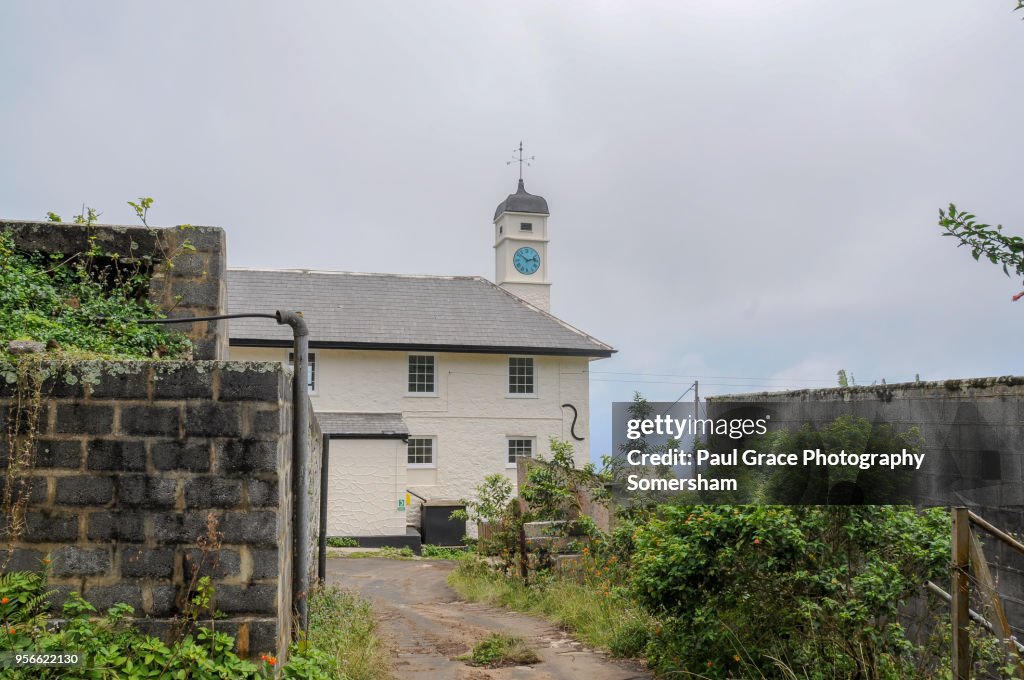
[938, 204, 1024, 301]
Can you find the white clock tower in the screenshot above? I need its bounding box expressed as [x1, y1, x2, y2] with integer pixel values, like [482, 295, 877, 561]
[493, 178, 551, 312]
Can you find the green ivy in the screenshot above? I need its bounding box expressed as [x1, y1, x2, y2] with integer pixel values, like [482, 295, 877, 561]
[0, 228, 190, 363]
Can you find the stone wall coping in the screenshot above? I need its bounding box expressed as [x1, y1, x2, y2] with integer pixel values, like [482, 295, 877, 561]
[710, 375, 1024, 402]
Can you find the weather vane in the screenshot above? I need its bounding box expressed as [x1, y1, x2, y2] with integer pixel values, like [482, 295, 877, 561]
[507, 141, 535, 180]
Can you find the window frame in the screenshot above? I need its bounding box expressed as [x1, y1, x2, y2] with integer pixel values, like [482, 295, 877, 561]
[507, 356, 536, 397]
[406, 353, 438, 396]
[519, 222, 533, 232]
[506, 437, 536, 468]
[287, 351, 317, 394]
[407, 436, 437, 469]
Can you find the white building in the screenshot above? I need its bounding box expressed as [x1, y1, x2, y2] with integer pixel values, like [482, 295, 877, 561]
[227, 180, 613, 546]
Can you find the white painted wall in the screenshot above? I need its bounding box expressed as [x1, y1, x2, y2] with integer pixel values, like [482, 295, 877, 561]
[229, 346, 594, 536]
[324, 438, 406, 536]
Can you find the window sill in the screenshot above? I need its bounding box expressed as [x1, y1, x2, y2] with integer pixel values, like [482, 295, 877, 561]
[405, 392, 439, 398]
[407, 464, 437, 470]
[506, 393, 538, 399]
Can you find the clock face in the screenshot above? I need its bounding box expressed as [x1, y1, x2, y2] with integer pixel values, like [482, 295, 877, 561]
[513, 246, 541, 275]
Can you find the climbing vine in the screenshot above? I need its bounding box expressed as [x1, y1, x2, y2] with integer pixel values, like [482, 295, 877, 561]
[1, 199, 194, 561]
[1, 358, 50, 567]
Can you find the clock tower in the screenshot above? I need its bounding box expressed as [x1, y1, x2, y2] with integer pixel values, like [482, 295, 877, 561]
[493, 178, 551, 312]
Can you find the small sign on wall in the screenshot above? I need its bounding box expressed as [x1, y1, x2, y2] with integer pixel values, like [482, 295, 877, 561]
[397, 498, 406, 511]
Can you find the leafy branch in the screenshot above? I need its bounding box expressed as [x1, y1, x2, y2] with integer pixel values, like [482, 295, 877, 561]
[938, 203, 1024, 301]
[127, 197, 153, 226]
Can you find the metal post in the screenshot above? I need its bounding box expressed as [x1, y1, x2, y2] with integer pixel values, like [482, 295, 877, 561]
[952, 506, 971, 680]
[694, 380, 699, 420]
[318, 434, 329, 583]
[276, 311, 310, 633]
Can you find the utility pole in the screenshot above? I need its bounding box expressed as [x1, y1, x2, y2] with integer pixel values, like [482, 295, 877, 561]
[694, 380, 699, 420]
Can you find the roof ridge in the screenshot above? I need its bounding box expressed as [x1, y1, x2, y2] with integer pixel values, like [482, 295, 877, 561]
[228, 267, 483, 282]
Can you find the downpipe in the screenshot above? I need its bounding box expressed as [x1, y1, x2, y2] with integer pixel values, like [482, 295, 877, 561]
[274, 311, 310, 634]
[137, 311, 313, 635]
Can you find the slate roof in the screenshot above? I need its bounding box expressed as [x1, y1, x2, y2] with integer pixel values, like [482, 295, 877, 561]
[316, 412, 408, 439]
[227, 268, 614, 357]
[493, 179, 549, 221]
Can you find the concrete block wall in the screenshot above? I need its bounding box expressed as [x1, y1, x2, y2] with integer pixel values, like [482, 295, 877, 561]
[1, 220, 228, 360]
[0, 360, 315, 660]
[708, 376, 1024, 636]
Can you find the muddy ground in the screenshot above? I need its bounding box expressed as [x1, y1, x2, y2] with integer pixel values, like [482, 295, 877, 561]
[326, 557, 652, 680]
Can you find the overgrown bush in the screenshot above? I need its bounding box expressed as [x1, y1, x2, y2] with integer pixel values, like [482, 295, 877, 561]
[0, 563, 370, 679]
[0, 564, 270, 678]
[521, 438, 607, 523]
[0, 227, 191, 362]
[754, 416, 923, 504]
[632, 505, 951, 678]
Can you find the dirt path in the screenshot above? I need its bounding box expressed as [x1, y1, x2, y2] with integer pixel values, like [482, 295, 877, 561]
[326, 557, 651, 680]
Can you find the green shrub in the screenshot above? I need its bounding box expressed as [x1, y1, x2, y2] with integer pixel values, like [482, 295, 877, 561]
[632, 505, 951, 677]
[0, 587, 262, 678]
[0, 565, 361, 679]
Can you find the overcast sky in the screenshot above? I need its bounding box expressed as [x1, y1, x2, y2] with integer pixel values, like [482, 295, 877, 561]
[2, 2, 1021, 459]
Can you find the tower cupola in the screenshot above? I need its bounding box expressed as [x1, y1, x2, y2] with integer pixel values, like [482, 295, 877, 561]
[493, 177, 552, 312]
[493, 179, 549, 221]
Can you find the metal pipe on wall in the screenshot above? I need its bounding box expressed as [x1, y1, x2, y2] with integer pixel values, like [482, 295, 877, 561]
[138, 310, 313, 635]
[275, 310, 310, 633]
[318, 434, 329, 582]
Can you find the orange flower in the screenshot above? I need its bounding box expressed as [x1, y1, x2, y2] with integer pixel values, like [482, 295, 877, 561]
[41, 558, 50, 565]
[8, 628, 14, 635]
[268, 656, 277, 666]
[0, 597, 8, 604]
[734, 654, 741, 662]
[753, 538, 761, 545]
[707, 661, 714, 667]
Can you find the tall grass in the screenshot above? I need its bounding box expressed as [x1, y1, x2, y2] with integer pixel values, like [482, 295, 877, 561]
[447, 559, 652, 658]
[306, 585, 392, 680]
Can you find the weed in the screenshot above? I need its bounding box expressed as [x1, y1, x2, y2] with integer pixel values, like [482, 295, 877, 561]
[461, 633, 539, 667]
[339, 546, 416, 560]
[421, 544, 472, 560]
[448, 558, 652, 659]
[304, 584, 391, 680]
